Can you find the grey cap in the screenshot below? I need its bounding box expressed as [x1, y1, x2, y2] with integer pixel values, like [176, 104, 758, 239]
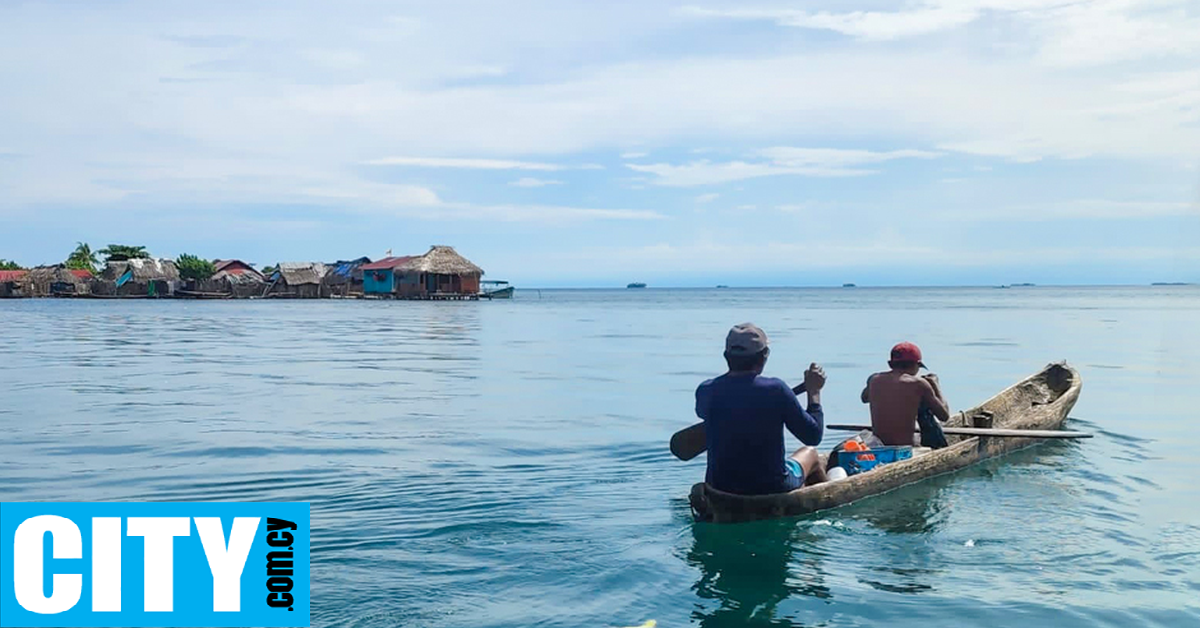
[725, 323, 768, 356]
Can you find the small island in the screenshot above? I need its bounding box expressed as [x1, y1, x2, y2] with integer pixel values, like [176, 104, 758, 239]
[842, 283, 856, 288]
[1151, 282, 1192, 286]
[627, 282, 647, 289]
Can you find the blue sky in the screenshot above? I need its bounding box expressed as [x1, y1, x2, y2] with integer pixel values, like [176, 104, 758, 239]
[1, 0, 1198, 287]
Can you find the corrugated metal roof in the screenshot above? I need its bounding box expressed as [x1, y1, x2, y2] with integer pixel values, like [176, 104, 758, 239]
[69, 269, 92, 279]
[361, 256, 415, 270]
[0, 270, 28, 282]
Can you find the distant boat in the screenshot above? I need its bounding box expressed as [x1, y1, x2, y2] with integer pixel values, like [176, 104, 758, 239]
[1011, 283, 1036, 287]
[481, 280, 514, 299]
[842, 283, 856, 288]
[627, 282, 647, 289]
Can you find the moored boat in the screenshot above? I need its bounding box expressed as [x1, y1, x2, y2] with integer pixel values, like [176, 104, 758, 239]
[689, 362, 1082, 523]
[480, 280, 514, 299]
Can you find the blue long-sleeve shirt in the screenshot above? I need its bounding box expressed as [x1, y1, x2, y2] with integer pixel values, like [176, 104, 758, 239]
[696, 373, 824, 495]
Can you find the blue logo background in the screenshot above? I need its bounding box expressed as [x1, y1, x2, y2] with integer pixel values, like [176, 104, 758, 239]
[0, 502, 309, 627]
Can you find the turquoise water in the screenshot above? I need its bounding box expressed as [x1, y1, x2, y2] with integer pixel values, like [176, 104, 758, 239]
[1, 287, 1198, 627]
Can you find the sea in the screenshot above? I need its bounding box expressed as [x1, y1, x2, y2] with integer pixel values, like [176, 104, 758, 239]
[1, 286, 1197, 627]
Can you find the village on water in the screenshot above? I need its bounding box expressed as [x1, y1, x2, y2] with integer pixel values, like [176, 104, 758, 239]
[0, 243, 513, 300]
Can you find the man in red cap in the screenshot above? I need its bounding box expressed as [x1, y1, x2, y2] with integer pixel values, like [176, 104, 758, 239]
[860, 342, 950, 446]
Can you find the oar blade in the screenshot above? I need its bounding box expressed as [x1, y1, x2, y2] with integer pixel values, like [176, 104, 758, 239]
[670, 422, 707, 461]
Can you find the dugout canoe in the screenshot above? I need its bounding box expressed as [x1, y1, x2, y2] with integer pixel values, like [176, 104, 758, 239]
[689, 362, 1082, 524]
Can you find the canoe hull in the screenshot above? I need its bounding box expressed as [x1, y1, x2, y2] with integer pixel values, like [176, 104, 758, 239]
[689, 362, 1082, 523]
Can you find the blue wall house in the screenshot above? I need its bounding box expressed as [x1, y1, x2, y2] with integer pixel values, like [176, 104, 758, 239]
[361, 256, 416, 297]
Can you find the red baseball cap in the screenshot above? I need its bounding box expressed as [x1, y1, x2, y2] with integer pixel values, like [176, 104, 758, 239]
[890, 342, 925, 367]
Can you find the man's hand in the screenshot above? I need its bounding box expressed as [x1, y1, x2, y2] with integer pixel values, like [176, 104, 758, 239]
[923, 373, 940, 388]
[804, 363, 827, 391]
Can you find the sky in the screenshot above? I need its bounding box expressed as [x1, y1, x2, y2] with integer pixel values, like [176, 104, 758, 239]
[1, 0, 1198, 287]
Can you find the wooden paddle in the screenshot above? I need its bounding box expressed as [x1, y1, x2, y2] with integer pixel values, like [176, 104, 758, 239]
[826, 424, 1092, 439]
[669, 383, 806, 461]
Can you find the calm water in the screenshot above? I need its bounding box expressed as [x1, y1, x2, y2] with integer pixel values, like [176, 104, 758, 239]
[2, 287, 1198, 627]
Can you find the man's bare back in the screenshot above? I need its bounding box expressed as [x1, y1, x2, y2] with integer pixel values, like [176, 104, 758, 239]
[862, 371, 949, 445]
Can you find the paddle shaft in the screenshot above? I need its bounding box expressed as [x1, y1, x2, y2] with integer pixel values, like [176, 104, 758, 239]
[825, 424, 1092, 439]
[669, 383, 808, 461]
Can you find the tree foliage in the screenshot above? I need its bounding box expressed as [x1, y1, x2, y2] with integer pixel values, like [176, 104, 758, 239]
[65, 242, 99, 272]
[177, 254, 216, 281]
[98, 244, 150, 262]
[0, 259, 24, 271]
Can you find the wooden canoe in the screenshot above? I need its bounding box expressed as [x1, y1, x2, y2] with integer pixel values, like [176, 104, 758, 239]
[688, 362, 1082, 524]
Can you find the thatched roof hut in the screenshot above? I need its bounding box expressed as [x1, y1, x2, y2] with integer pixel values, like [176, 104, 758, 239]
[396, 246, 484, 296]
[398, 246, 484, 276]
[264, 262, 328, 298]
[275, 262, 327, 286]
[97, 259, 180, 297]
[25, 266, 92, 297]
[101, 258, 181, 282]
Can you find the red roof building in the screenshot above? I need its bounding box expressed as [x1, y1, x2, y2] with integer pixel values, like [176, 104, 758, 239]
[213, 259, 264, 281]
[360, 256, 416, 270]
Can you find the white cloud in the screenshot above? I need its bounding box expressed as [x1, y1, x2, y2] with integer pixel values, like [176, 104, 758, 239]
[509, 177, 564, 187]
[301, 183, 441, 206]
[695, 192, 719, 203]
[953, 199, 1199, 221]
[621, 151, 648, 159]
[686, 1, 1200, 66]
[363, 156, 567, 171]
[302, 49, 366, 70]
[758, 147, 941, 166]
[627, 160, 867, 186]
[681, 4, 980, 40]
[435, 202, 665, 223]
[628, 147, 939, 186]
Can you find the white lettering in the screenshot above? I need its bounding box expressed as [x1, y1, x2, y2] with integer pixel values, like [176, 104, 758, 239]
[126, 517, 190, 612]
[13, 515, 82, 614]
[195, 517, 260, 612]
[91, 517, 122, 612]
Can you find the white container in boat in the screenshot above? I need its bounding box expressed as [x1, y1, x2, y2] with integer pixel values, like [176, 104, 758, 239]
[827, 466, 848, 481]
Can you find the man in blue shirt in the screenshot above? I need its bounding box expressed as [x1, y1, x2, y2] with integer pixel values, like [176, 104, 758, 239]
[696, 323, 828, 495]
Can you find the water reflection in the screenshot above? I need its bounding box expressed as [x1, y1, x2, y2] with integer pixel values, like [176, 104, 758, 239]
[686, 518, 829, 627]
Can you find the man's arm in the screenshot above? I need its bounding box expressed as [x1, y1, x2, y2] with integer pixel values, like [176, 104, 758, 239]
[695, 380, 712, 420]
[919, 377, 950, 421]
[781, 385, 823, 445]
[860, 373, 875, 404]
[782, 365, 826, 445]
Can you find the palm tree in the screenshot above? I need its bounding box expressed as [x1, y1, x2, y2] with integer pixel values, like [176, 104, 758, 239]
[98, 244, 150, 262]
[65, 242, 99, 272]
